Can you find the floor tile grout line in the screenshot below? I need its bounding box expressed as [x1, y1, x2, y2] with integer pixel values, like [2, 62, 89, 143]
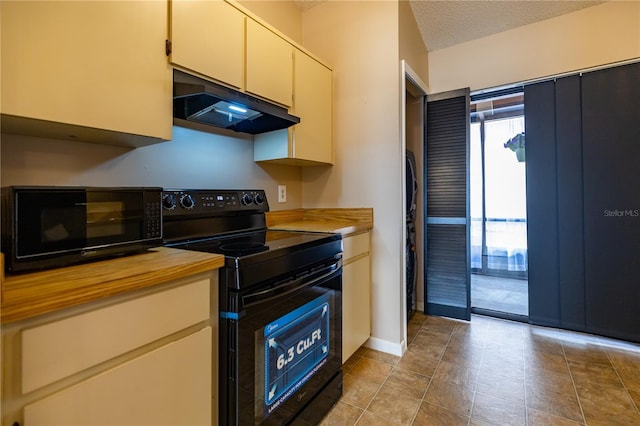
[408, 320, 475, 425]
[461, 321, 478, 426]
[344, 355, 369, 425]
[343, 354, 374, 425]
[345, 353, 396, 426]
[407, 318, 453, 426]
[355, 347, 413, 425]
[358, 315, 432, 425]
[562, 340, 588, 425]
[604, 348, 640, 416]
[407, 317, 434, 425]
[405, 317, 436, 425]
[489, 318, 575, 425]
[523, 322, 530, 426]
[521, 325, 588, 425]
[467, 323, 486, 426]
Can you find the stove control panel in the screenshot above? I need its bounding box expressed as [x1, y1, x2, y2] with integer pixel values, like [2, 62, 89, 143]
[162, 189, 269, 217]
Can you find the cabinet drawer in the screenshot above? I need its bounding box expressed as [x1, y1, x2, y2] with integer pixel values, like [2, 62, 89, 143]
[21, 279, 210, 393]
[23, 327, 212, 426]
[343, 232, 370, 261]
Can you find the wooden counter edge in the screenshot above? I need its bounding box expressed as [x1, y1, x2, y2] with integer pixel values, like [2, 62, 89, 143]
[1, 247, 224, 325]
[266, 208, 373, 236]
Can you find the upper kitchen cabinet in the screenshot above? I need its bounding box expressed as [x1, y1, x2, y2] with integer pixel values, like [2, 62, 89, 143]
[0, 1, 172, 148]
[169, 0, 245, 89]
[254, 49, 333, 166]
[245, 18, 293, 107]
[169, 2, 292, 108]
[291, 49, 333, 164]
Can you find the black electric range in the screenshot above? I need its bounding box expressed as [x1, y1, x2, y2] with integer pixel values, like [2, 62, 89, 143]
[162, 189, 343, 425]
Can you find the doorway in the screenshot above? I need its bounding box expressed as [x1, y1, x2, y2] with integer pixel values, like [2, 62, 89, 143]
[402, 61, 428, 346]
[470, 91, 528, 320]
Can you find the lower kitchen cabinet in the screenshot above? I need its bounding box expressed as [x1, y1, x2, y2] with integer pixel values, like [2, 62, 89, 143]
[23, 328, 211, 425]
[342, 231, 371, 361]
[1, 274, 216, 426]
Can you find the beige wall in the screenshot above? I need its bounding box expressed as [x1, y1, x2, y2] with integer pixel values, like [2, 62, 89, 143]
[400, 0, 428, 319]
[399, 0, 429, 90]
[301, 0, 427, 354]
[0, 127, 303, 210]
[429, 1, 640, 93]
[237, 0, 303, 44]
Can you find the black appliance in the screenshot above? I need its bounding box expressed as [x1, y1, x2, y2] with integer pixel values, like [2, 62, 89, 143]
[1, 186, 162, 273]
[406, 151, 418, 321]
[162, 189, 343, 425]
[173, 70, 300, 135]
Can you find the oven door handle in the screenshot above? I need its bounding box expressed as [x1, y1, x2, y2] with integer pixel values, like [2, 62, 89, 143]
[241, 258, 342, 308]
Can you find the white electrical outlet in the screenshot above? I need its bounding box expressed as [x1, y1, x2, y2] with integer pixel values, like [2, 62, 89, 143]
[278, 185, 287, 203]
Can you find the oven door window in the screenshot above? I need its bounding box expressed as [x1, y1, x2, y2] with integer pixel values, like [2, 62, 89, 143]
[259, 293, 331, 418]
[16, 190, 145, 258]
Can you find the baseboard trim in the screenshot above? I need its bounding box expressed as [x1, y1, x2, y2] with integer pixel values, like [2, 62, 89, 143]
[364, 336, 406, 357]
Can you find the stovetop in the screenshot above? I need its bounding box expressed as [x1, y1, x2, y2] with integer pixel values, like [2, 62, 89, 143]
[170, 229, 337, 260]
[169, 229, 342, 289]
[161, 189, 343, 289]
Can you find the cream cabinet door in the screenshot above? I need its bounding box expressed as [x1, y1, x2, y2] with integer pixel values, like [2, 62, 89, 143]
[253, 50, 333, 166]
[342, 232, 372, 362]
[170, 0, 245, 89]
[292, 50, 333, 164]
[245, 18, 293, 107]
[0, 0, 172, 141]
[23, 327, 212, 426]
[343, 256, 371, 361]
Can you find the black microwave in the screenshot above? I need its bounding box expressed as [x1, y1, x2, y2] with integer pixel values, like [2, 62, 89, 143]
[1, 186, 163, 273]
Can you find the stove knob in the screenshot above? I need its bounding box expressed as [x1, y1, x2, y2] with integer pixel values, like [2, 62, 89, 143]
[254, 194, 265, 205]
[180, 194, 195, 209]
[241, 193, 254, 206]
[162, 194, 176, 210]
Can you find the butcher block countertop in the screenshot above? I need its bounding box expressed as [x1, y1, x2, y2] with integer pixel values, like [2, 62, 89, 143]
[267, 208, 373, 236]
[0, 247, 224, 324]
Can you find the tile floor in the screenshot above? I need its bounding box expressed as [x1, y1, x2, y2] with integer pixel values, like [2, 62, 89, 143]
[322, 313, 640, 425]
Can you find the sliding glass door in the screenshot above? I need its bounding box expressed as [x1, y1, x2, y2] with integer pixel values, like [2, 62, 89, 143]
[470, 93, 528, 318]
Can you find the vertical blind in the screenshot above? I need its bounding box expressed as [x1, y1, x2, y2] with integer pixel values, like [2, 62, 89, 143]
[525, 62, 640, 342]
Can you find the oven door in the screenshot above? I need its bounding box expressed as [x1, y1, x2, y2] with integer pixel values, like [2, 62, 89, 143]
[220, 257, 342, 425]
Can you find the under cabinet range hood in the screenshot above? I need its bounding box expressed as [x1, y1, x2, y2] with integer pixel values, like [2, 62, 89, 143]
[173, 70, 300, 135]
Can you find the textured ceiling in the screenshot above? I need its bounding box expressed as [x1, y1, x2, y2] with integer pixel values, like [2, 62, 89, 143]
[409, 0, 606, 51]
[295, 0, 606, 52]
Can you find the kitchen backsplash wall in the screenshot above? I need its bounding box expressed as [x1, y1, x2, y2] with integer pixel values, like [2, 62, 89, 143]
[0, 126, 302, 210]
